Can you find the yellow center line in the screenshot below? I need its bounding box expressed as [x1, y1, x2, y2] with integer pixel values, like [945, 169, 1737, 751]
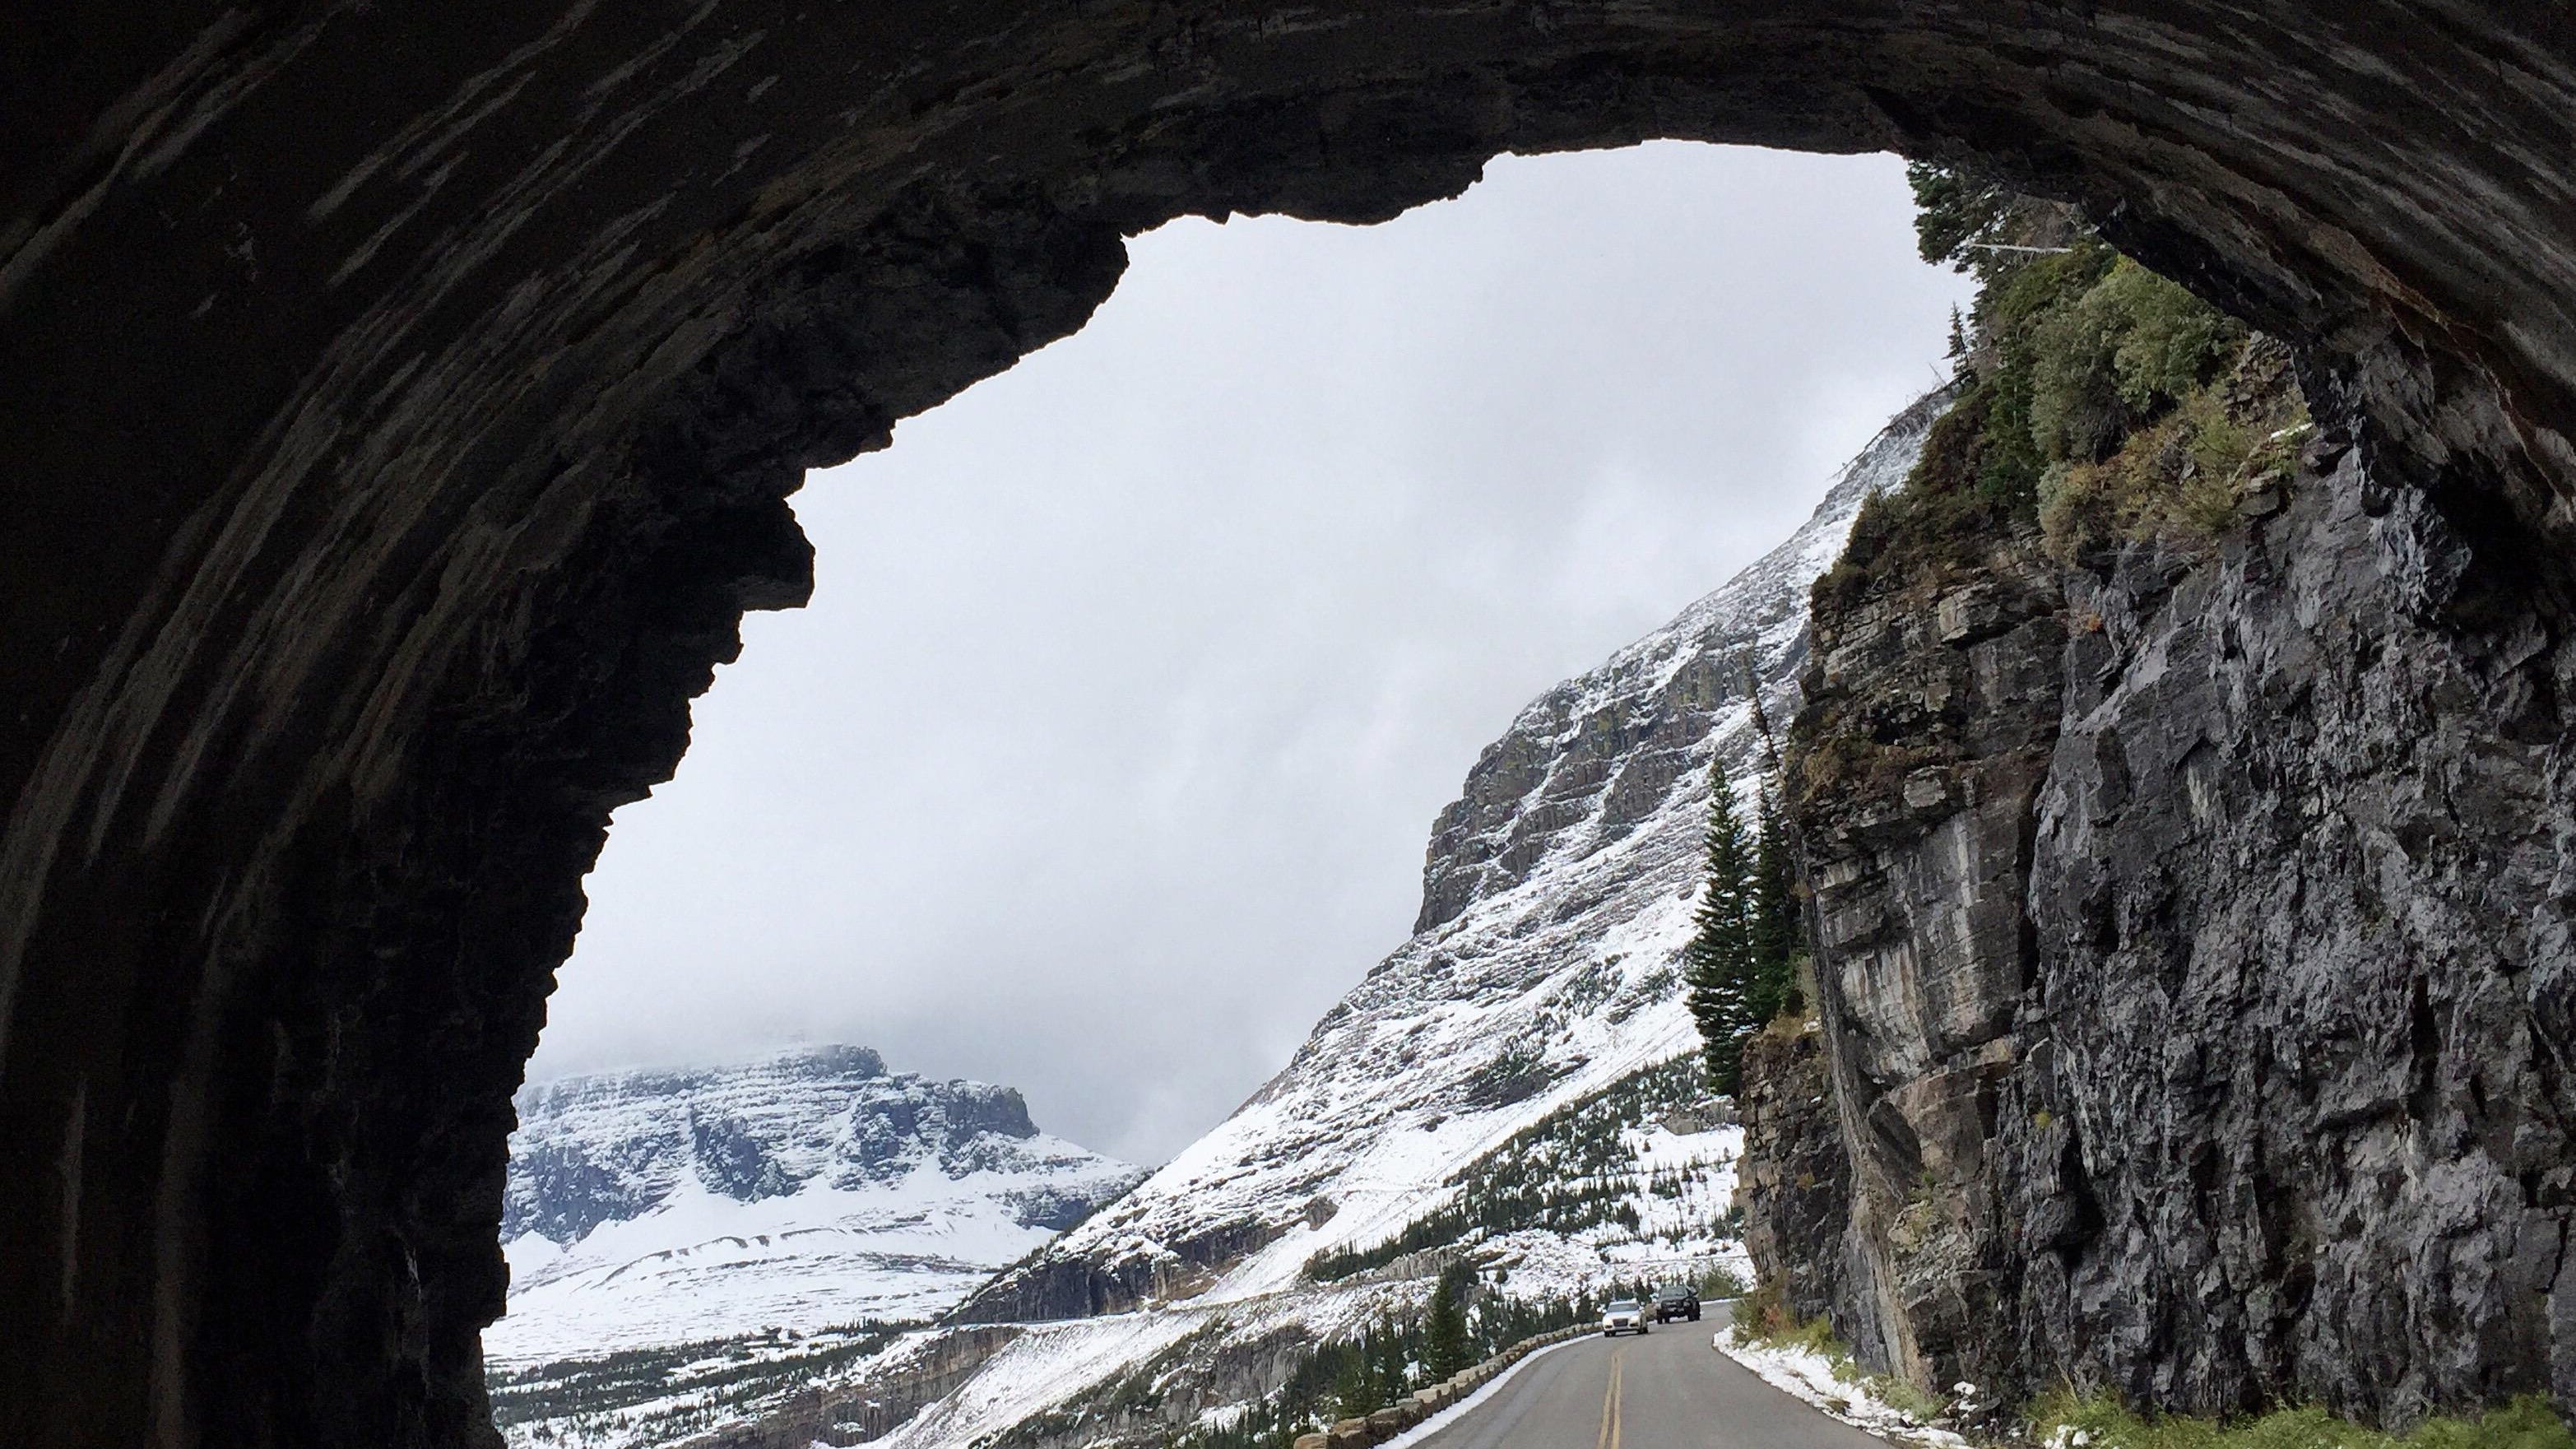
[1597, 1349, 1624, 1449]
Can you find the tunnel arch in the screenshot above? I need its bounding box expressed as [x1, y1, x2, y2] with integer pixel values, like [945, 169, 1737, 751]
[2, 4, 2572, 1446]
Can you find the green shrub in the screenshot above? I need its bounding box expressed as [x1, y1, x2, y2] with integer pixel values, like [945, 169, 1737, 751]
[2029, 1389, 2575, 1449]
[2104, 263, 2238, 411]
[1873, 1372, 1954, 1423]
[1699, 1262, 1750, 1299]
[2032, 344, 2306, 563]
[1838, 189, 2306, 586]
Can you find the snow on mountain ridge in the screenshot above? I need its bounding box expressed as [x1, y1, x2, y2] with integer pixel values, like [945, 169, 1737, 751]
[484, 388, 1950, 1449]
[487, 1044, 1142, 1363]
[954, 387, 1949, 1330]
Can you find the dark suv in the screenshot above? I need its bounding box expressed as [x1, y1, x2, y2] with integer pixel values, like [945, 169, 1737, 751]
[1652, 1284, 1701, 1322]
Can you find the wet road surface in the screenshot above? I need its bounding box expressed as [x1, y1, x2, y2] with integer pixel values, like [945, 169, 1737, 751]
[1412, 1317, 1897, 1449]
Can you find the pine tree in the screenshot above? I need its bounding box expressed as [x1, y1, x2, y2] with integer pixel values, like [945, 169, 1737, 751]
[1684, 760, 1758, 1093]
[1747, 784, 1803, 1024]
[1735, 657, 1808, 1033]
[1331, 1341, 1377, 1419]
[1906, 160, 2012, 272]
[1372, 1313, 1409, 1405]
[1422, 1261, 1476, 1381]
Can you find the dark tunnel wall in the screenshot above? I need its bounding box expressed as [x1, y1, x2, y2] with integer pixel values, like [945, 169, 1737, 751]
[1, 4, 2572, 1445]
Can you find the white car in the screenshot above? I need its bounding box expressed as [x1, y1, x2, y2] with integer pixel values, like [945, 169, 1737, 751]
[1600, 1299, 1650, 1336]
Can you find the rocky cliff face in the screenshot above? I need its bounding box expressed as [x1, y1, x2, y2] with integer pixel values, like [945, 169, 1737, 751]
[1776, 433, 2072, 1398]
[1734, 1021, 1853, 1329]
[1768, 409, 2576, 1424]
[485, 1047, 1139, 1363]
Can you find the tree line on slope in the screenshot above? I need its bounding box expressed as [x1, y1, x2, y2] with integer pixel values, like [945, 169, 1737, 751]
[979, 1266, 1609, 1449]
[1302, 1056, 1727, 1283]
[486, 1319, 915, 1442]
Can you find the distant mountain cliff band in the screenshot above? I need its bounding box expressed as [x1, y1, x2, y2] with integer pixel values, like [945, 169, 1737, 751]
[488, 1046, 1140, 1363]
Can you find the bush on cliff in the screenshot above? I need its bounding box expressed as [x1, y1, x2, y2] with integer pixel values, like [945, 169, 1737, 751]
[1817, 166, 2312, 615]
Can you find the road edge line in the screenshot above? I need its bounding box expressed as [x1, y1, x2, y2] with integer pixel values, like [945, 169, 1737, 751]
[1374, 1332, 1590, 1449]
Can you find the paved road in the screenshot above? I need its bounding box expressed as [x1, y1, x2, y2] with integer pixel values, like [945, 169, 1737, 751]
[1413, 1317, 1896, 1449]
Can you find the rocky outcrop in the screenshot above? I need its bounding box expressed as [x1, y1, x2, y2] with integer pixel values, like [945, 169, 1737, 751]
[1766, 420, 2576, 1423]
[7, 6, 2576, 1446]
[957, 1219, 1292, 1324]
[694, 1327, 1023, 1449]
[1735, 1022, 1853, 1329]
[1781, 453, 2072, 1396]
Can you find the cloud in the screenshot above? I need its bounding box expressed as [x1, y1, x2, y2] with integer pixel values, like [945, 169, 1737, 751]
[531, 142, 1973, 1164]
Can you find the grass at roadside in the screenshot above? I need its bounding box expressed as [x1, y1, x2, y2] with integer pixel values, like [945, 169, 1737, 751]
[1724, 1279, 2573, 1449]
[2031, 1390, 2574, 1449]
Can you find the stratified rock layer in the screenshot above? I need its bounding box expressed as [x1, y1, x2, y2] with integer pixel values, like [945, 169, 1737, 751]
[1775, 432, 2576, 1424]
[4, 6, 2576, 1447]
[1735, 1022, 1853, 1329]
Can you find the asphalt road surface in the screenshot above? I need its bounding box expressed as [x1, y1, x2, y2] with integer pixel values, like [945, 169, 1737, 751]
[1412, 1317, 1898, 1449]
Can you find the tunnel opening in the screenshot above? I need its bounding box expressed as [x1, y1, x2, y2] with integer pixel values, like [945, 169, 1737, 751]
[490, 142, 1971, 1390]
[2, 6, 2573, 1447]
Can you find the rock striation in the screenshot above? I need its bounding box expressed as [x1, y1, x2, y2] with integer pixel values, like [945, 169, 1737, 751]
[5, 6, 2576, 1446]
[1734, 1020, 1854, 1331]
[1766, 420, 2576, 1424]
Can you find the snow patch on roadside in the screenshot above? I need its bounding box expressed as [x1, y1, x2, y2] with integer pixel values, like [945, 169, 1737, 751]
[1717, 1331, 1974, 1449]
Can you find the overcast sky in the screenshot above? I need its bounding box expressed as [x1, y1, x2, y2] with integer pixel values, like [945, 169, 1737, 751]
[530, 142, 1974, 1164]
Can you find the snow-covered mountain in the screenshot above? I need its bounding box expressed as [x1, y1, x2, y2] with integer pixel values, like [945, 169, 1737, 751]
[954, 388, 1942, 1329]
[484, 388, 1947, 1449]
[485, 1044, 1143, 1363]
[854, 390, 1948, 1449]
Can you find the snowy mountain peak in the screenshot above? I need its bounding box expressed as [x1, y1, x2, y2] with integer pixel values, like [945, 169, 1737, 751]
[503, 1043, 1059, 1244]
[489, 1045, 1141, 1363]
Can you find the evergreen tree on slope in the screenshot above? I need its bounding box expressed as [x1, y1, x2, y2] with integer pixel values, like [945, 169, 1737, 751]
[1684, 760, 1758, 1094]
[1422, 1261, 1477, 1382]
[1331, 1336, 1378, 1418]
[1747, 784, 1805, 1024]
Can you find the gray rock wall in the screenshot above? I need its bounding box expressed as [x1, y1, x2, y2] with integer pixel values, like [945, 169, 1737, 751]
[1784, 492, 2070, 1393]
[1736, 1022, 1854, 1328]
[2008, 448, 2576, 1423]
[1766, 438, 2576, 1423]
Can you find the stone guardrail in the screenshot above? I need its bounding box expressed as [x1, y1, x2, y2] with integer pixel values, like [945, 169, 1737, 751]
[1290, 1325, 1594, 1449]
